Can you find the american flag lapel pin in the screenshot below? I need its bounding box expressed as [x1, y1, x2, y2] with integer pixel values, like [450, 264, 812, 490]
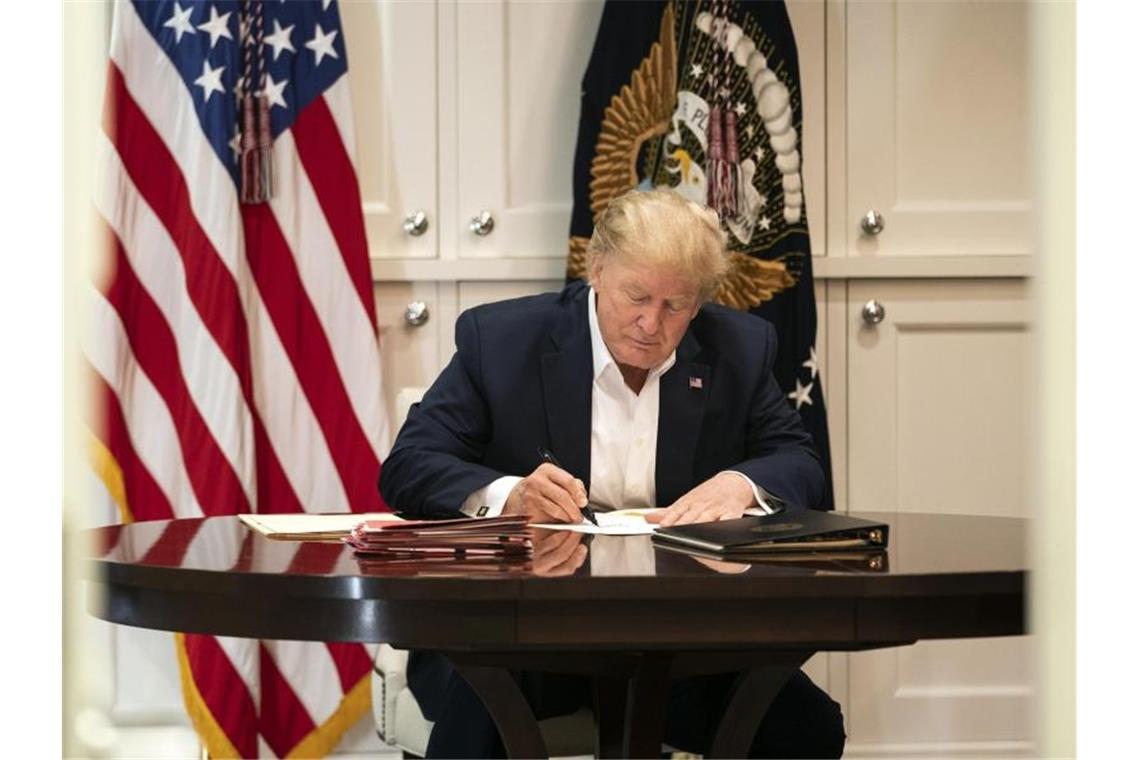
[689, 376, 703, 390]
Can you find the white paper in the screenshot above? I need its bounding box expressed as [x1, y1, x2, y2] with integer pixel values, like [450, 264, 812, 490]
[238, 512, 401, 537]
[533, 507, 663, 535]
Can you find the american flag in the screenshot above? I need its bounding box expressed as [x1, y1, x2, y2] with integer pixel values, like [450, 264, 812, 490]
[87, 1, 389, 756]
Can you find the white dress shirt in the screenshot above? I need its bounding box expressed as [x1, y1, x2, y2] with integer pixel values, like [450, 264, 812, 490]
[461, 288, 774, 518]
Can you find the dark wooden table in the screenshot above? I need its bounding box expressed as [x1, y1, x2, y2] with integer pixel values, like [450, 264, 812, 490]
[86, 512, 1026, 758]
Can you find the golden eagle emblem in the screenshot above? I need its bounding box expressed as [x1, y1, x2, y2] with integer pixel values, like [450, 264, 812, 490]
[566, 2, 798, 311]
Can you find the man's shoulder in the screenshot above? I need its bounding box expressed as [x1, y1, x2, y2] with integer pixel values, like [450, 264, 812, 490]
[693, 301, 774, 341]
[687, 301, 778, 369]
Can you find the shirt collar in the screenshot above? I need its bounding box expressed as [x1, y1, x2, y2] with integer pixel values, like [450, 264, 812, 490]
[587, 287, 677, 384]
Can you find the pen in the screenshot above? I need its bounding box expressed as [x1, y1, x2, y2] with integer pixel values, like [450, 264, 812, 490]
[536, 447, 598, 526]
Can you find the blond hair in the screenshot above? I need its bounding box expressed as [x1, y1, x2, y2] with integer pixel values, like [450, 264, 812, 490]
[587, 188, 728, 302]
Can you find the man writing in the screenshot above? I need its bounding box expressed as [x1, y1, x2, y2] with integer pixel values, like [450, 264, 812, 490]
[380, 189, 844, 758]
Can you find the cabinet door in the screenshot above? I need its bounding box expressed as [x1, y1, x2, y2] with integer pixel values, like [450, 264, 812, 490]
[453, 0, 604, 259]
[375, 282, 443, 452]
[845, 279, 1033, 755]
[342, 0, 439, 260]
[848, 280, 1029, 516]
[846, 1, 1031, 257]
[457, 281, 564, 312]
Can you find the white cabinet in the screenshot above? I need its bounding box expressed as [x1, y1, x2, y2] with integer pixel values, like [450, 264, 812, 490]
[843, 279, 1032, 755]
[845, 1, 1032, 258]
[455, 1, 604, 259]
[847, 636, 1034, 757]
[345, 0, 606, 440]
[457, 280, 564, 314]
[374, 282, 446, 446]
[847, 280, 1030, 517]
[837, 5, 1035, 750]
[343, 0, 605, 264]
[343, 0, 439, 260]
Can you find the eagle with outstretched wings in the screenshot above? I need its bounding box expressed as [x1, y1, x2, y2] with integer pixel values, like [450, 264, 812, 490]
[566, 2, 799, 311]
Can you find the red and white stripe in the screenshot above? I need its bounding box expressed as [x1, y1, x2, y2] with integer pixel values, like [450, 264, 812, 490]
[88, 1, 389, 756]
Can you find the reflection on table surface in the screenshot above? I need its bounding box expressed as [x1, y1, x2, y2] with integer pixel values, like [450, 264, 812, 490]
[90, 512, 1025, 581]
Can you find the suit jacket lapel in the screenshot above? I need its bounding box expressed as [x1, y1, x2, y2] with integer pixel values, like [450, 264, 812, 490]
[540, 297, 594, 490]
[655, 331, 709, 507]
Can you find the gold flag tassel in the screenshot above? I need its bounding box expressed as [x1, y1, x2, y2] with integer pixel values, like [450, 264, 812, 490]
[705, 3, 739, 221]
[257, 94, 274, 200]
[239, 93, 259, 203]
[707, 106, 740, 220]
[723, 109, 745, 218]
[238, 0, 273, 204]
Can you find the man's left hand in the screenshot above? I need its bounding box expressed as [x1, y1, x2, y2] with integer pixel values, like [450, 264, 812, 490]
[644, 472, 755, 527]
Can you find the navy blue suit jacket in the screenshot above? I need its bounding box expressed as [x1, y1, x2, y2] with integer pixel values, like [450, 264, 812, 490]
[380, 280, 824, 516]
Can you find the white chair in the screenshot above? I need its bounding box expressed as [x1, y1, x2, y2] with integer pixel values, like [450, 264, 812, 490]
[370, 387, 595, 757]
[371, 645, 595, 758]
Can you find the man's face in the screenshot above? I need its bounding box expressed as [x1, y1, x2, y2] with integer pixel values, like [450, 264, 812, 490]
[591, 257, 701, 371]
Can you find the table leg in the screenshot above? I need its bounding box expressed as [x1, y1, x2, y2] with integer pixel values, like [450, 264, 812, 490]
[706, 653, 811, 759]
[622, 654, 674, 759]
[592, 675, 626, 758]
[452, 663, 549, 759]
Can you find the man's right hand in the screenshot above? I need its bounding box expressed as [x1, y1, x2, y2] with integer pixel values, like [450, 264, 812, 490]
[502, 463, 588, 523]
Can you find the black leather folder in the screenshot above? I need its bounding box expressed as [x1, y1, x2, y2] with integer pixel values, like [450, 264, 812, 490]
[652, 540, 890, 572]
[652, 510, 889, 555]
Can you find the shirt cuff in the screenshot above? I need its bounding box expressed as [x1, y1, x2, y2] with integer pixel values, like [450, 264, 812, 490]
[460, 476, 523, 518]
[721, 470, 778, 515]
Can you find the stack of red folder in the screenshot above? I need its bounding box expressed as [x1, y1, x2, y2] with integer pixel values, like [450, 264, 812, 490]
[345, 515, 532, 560]
[354, 556, 534, 577]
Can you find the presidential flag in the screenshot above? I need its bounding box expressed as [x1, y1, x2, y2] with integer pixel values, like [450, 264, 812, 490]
[567, 0, 834, 509]
[86, 1, 388, 755]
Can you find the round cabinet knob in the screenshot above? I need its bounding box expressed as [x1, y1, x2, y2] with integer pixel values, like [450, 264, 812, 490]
[469, 210, 495, 236]
[860, 210, 885, 236]
[404, 301, 430, 327]
[402, 210, 429, 237]
[862, 299, 886, 326]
